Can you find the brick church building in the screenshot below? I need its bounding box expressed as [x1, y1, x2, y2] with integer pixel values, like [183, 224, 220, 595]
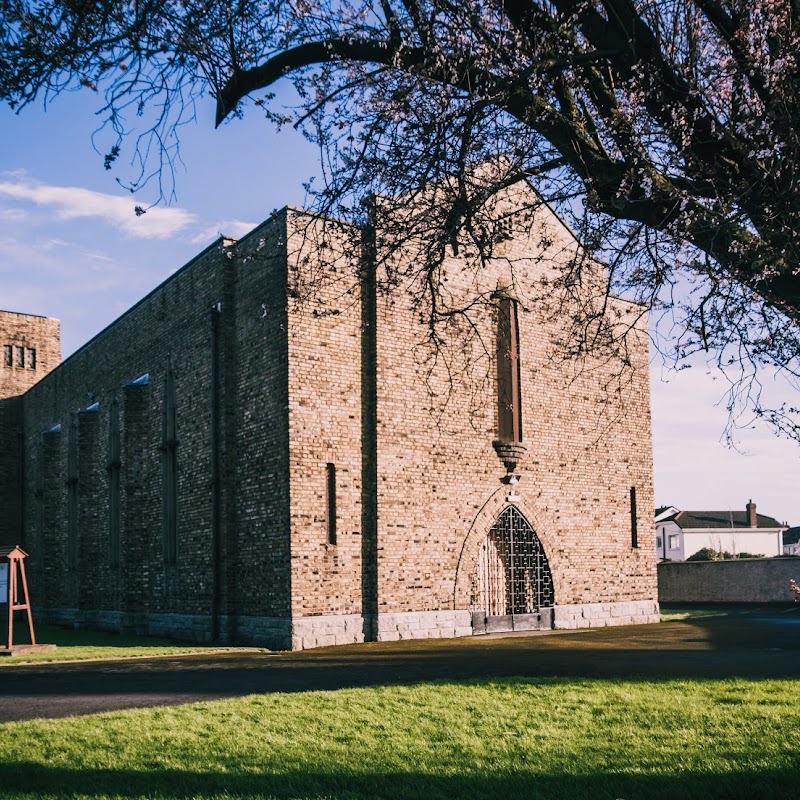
[0, 192, 659, 649]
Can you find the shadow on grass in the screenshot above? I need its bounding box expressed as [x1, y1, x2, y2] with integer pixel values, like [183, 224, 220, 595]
[14, 624, 188, 649]
[3, 609, 800, 723]
[0, 761, 797, 800]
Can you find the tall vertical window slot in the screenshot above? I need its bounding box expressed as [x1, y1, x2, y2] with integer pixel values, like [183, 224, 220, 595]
[108, 396, 121, 567]
[497, 297, 523, 443]
[67, 420, 79, 570]
[3, 345, 12, 367]
[326, 462, 337, 545]
[630, 486, 639, 548]
[161, 365, 178, 564]
[26, 348, 36, 369]
[15, 346, 24, 368]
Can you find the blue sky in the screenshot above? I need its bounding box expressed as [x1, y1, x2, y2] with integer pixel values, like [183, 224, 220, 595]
[1, 90, 798, 526]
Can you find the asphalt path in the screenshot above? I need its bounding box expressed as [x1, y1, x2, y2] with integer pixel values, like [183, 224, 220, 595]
[1, 606, 799, 723]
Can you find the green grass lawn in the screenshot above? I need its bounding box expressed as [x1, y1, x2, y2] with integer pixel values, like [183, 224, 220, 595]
[1, 624, 257, 664]
[659, 606, 730, 622]
[2, 676, 798, 799]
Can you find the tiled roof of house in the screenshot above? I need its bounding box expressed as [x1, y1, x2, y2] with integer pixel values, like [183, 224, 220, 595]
[672, 510, 784, 530]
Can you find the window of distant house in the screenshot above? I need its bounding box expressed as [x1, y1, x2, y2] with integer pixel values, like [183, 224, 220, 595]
[668, 534, 680, 550]
[497, 297, 522, 443]
[656, 536, 662, 549]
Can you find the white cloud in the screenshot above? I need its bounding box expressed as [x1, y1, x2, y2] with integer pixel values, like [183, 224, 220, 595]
[0, 179, 195, 238]
[0, 207, 30, 223]
[190, 218, 257, 245]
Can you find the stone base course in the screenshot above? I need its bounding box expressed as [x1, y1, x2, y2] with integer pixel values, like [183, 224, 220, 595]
[289, 611, 474, 649]
[376, 610, 473, 642]
[553, 600, 660, 629]
[290, 614, 366, 650]
[38, 603, 661, 648]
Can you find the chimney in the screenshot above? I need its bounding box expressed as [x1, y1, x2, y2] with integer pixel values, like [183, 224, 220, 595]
[747, 499, 757, 528]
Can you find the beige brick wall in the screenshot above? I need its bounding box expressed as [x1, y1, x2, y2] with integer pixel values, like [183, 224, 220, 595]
[282, 185, 657, 637]
[285, 211, 366, 623]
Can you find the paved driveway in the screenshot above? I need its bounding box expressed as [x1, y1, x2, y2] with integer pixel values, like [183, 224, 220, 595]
[1, 606, 799, 723]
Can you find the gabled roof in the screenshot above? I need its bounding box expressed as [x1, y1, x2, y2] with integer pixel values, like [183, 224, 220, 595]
[655, 506, 679, 522]
[784, 526, 800, 545]
[671, 510, 784, 530]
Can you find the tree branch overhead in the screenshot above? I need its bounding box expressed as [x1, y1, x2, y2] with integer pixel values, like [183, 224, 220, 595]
[2, 0, 799, 440]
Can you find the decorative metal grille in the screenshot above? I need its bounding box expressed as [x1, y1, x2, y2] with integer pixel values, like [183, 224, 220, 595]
[471, 506, 554, 630]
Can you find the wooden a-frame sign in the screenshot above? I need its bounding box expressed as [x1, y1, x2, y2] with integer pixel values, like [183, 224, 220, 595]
[0, 545, 37, 652]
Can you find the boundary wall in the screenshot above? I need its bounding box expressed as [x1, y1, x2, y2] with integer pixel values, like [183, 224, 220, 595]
[658, 559, 800, 603]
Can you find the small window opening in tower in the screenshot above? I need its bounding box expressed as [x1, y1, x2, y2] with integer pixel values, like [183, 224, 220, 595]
[26, 348, 36, 369]
[630, 486, 639, 548]
[15, 346, 24, 368]
[3, 345, 11, 367]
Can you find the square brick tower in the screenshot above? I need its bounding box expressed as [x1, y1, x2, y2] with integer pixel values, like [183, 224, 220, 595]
[0, 310, 61, 540]
[0, 310, 61, 400]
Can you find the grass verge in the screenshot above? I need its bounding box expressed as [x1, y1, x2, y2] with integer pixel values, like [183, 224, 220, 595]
[659, 606, 729, 622]
[1, 676, 798, 799]
[1, 624, 257, 664]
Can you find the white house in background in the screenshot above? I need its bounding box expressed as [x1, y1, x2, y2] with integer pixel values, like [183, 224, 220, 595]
[655, 501, 787, 561]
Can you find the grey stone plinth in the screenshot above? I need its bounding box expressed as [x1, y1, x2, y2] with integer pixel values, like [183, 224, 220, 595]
[553, 600, 660, 629]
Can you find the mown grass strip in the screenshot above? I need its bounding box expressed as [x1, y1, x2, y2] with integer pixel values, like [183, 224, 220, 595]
[1, 676, 798, 799]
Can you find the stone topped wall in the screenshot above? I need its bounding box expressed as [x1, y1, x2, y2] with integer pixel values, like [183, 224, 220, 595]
[658, 559, 800, 603]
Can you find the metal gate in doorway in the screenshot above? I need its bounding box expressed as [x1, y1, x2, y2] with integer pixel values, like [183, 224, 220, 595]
[471, 505, 554, 633]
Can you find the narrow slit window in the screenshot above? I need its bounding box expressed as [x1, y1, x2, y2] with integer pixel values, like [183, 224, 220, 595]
[108, 396, 121, 567]
[15, 346, 24, 368]
[67, 420, 79, 570]
[26, 348, 36, 369]
[161, 366, 178, 564]
[326, 463, 337, 545]
[497, 297, 522, 443]
[3, 345, 12, 367]
[630, 486, 639, 548]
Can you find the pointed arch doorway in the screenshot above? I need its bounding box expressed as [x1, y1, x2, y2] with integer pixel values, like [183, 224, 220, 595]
[471, 505, 554, 633]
